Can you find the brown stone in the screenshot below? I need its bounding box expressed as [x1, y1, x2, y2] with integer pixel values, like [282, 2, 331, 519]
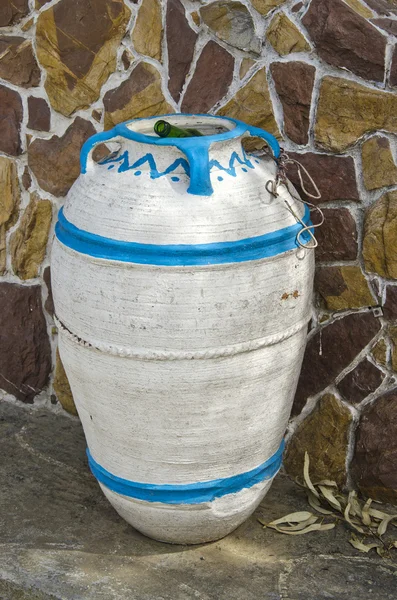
[181, 41, 234, 113]
[286, 152, 359, 205]
[200, 1, 261, 54]
[303, 0, 386, 82]
[267, 13, 310, 56]
[292, 2, 303, 12]
[293, 312, 381, 415]
[132, 0, 162, 61]
[166, 0, 198, 101]
[383, 286, 397, 321]
[372, 17, 397, 34]
[28, 117, 96, 197]
[285, 394, 352, 487]
[43, 266, 54, 317]
[0, 0, 29, 26]
[372, 338, 388, 366]
[390, 46, 397, 86]
[53, 348, 77, 416]
[91, 109, 102, 123]
[240, 58, 255, 79]
[315, 76, 397, 152]
[21, 166, 32, 191]
[0, 37, 40, 88]
[251, 0, 286, 15]
[314, 208, 358, 262]
[271, 62, 315, 145]
[0, 283, 51, 403]
[217, 68, 280, 139]
[362, 136, 397, 190]
[390, 325, 397, 371]
[337, 359, 384, 404]
[0, 85, 23, 157]
[364, 0, 397, 15]
[362, 191, 397, 279]
[10, 193, 52, 281]
[35, 0, 51, 6]
[121, 49, 133, 70]
[344, 0, 375, 17]
[104, 62, 173, 130]
[36, 0, 131, 116]
[352, 391, 397, 503]
[315, 265, 376, 310]
[0, 157, 20, 274]
[27, 97, 51, 132]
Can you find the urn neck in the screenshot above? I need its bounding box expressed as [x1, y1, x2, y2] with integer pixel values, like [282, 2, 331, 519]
[80, 114, 280, 196]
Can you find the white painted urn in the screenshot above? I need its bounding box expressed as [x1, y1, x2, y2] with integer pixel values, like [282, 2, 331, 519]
[51, 114, 314, 544]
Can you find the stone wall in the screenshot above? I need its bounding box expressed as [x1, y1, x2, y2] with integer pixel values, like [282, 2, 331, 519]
[1, 0, 397, 502]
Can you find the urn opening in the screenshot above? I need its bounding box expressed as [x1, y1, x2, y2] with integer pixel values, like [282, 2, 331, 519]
[125, 115, 235, 138]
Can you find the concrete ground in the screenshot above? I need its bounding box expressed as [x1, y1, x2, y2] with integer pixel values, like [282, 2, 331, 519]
[0, 402, 396, 600]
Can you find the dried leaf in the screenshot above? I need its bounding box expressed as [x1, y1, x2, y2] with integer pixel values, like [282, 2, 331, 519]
[271, 515, 319, 532]
[348, 491, 362, 518]
[377, 514, 397, 536]
[361, 498, 373, 527]
[344, 502, 365, 534]
[313, 479, 338, 488]
[307, 490, 334, 515]
[319, 485, 343, 512]
[268, 511, 314, 526]
[269, 522, 335, 536]
[368, 508, 389, 521]
[349, 534, 380, 553]
[303, 452, 319, 498]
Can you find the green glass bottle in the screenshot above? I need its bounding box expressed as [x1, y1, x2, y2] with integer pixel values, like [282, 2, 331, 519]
[154, 120, 203, 138]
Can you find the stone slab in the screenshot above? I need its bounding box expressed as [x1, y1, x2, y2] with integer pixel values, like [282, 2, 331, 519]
[0, 402, 396, 599]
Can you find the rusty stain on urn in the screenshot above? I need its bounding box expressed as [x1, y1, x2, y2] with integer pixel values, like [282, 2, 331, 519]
[281, 290, 300, 300]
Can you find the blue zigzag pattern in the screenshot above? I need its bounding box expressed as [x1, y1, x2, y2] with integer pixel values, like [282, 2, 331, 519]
[99, 149, 256, 180]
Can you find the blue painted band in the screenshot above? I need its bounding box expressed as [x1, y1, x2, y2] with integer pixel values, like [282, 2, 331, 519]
[87, 441, 284, 505]
[80, 114, 280, 196]
[55, 206, 312, 266]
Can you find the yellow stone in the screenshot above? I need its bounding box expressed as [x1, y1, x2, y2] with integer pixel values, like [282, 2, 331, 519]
[343, 0, 374, 18]
[10, 193, 52, 280]
[36, 2, 131, 116]
[239, 58, 255, 79]
[217, 68, 280, 141]
[104, 63, 174, 130]
[132, 0, 162, 61]
[363, 191, 397, 279]
[21, 17, 34, 31]
[284, 393, 352, 488]
[267, 13, 310, 56]
[53, 348, 78, 416]
[321, 266, 376, 311]
[372, 338, 387, 367]
[315, 77, 397, 153]
[0, 157, 20, 274]
[200, 1, 261, 54]
[251, 0, 286, 15]
[362, 136, 397, 190]
[191, 11, 200, 26]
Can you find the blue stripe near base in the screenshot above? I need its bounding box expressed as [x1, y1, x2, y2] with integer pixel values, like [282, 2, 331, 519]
[55, 207, 312, 266]
[86, 441, 284, 505]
